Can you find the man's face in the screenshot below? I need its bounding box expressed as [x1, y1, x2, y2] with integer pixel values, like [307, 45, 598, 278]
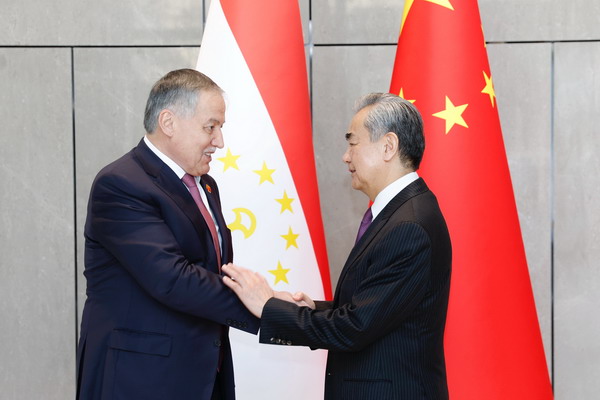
[342, 107, 385, 200]
[169, 90, 225, 176]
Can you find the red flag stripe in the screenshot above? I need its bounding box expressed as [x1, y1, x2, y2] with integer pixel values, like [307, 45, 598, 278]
[220, 0, 331, 299]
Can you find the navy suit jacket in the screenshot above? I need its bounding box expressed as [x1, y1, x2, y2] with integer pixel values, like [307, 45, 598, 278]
[77, 139, 259, 400]
[259, 178, 451, 399]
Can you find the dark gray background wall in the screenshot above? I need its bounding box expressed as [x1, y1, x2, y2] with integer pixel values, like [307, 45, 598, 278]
[1, 1, 598, 398]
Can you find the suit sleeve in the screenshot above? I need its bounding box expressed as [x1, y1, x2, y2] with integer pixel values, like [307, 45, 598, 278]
[86, 171, 259, 334]
[259, 222, 431, 351]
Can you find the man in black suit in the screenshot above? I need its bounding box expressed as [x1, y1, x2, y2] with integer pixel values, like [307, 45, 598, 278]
[77, 69, 261, 400]
[223, 93, 452, 399]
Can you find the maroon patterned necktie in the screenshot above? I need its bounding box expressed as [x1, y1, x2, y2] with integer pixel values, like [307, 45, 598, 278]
[355, 207, 373, 244]
[181, 174, 221, 269]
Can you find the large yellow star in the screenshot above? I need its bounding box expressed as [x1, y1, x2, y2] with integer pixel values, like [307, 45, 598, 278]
[424, 0, 454, 10]
[268, 261, 290, 285]
[400, 0, 415, 35]
[401, 0, 454, 35]
[217, 148, 240, 172]
[275, 190, 294, 214]
[481, 71, 496, 107]
[399, 88, 416, 104]
[281, 226, 299, 249]
[432, 96, 469, 134]
[253, 161, 276, 185]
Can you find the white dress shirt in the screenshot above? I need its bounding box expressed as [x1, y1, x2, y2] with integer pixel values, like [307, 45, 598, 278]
[371, 172, 419, 220]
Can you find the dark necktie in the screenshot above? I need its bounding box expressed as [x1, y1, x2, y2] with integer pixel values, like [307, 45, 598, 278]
[355, 207, 373, 243]
[182, 173, 222, 269]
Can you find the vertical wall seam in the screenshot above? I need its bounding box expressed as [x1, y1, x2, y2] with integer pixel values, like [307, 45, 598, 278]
[550, 41, 555, 391]
[71, 46, 79, 374]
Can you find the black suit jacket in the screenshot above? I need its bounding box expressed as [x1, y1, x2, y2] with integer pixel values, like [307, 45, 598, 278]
[259, 178, 451, 399]
[77, 139, 259, 400]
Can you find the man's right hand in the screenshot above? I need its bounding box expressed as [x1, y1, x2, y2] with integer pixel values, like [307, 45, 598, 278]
[274, 291, 315, 309]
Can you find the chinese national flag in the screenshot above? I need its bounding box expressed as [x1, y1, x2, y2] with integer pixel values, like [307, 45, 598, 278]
[390, 1, 553, 399]
[197, 0, 330, 398]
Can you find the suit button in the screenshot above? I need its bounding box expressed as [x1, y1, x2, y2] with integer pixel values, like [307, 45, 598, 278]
[276, 338, 282, 344]
[214, 339, 221, 347]
[270, 337, 276, 343]
[226, 319, 232, 325]
[286, 340, 292, 345]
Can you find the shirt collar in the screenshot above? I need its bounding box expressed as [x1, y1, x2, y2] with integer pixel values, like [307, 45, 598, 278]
[144, 135, 191, 181]
[371, 172, 419, 220]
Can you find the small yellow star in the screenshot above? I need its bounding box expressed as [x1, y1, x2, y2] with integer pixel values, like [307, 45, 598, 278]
[275, 190, 294, 214]
[432, 96, 469, 134]
[281, 226, 299, 249]
[217, 148, 240, 172]
[481, 71, 496, 107]
[424, 0, 454, 10]
[268, 261, 290, 285]
[399, 88, 416, 104]
[253, 161, 276, 185]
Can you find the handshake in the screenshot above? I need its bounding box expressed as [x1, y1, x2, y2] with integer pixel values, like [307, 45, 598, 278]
[222, 263, 315, 318]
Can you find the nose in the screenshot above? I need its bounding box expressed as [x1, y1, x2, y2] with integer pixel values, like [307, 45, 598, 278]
[342, 147, 351, 163]
[213, 127, 225, 149]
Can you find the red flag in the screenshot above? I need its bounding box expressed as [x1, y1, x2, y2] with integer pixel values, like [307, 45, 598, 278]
[390, 1, 553, 398]
[197, 0, 329, 398]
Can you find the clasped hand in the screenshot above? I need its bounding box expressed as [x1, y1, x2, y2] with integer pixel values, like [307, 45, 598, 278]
[222, 263, 315, 318]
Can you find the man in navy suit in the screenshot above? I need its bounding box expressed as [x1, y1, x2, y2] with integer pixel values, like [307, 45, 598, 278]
[76, 69, 260, 400]
[223, 93, 452, 399]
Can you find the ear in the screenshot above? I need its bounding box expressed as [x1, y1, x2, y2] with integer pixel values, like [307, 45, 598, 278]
[382, 132, 399, 161]
[157, 109, 176, 137]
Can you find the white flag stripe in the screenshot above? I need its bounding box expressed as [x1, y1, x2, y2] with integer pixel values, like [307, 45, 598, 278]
[197, 1, 326, 399]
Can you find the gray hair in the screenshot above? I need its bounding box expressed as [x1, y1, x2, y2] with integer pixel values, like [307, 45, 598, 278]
[143, 69, 223, 133]
[354, 92, 425, 170]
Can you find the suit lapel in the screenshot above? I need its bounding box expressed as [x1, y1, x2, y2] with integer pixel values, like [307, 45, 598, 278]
[334, 178, 430, 299]
[132, 140, 213, 244]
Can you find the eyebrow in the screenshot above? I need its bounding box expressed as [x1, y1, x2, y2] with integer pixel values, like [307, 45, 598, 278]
[206, 118, 224, 125]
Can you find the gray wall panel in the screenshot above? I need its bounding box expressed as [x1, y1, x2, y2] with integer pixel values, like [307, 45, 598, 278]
[312, 45, 396, 290]
[74, 47, 200, 321]
[480, 0, 600, 42]
[0, 0, 204, 46]
[554, 41, 600, 399]
[487, 43, 553, 373]
[312, 0, 404, 44]
[0, 48, 75, 399]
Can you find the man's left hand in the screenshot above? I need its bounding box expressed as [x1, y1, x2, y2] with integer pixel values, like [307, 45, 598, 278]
[222, 263, 274, 318]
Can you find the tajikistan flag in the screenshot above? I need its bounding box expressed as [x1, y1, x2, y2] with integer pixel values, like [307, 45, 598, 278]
[196, 0, 331, 398]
